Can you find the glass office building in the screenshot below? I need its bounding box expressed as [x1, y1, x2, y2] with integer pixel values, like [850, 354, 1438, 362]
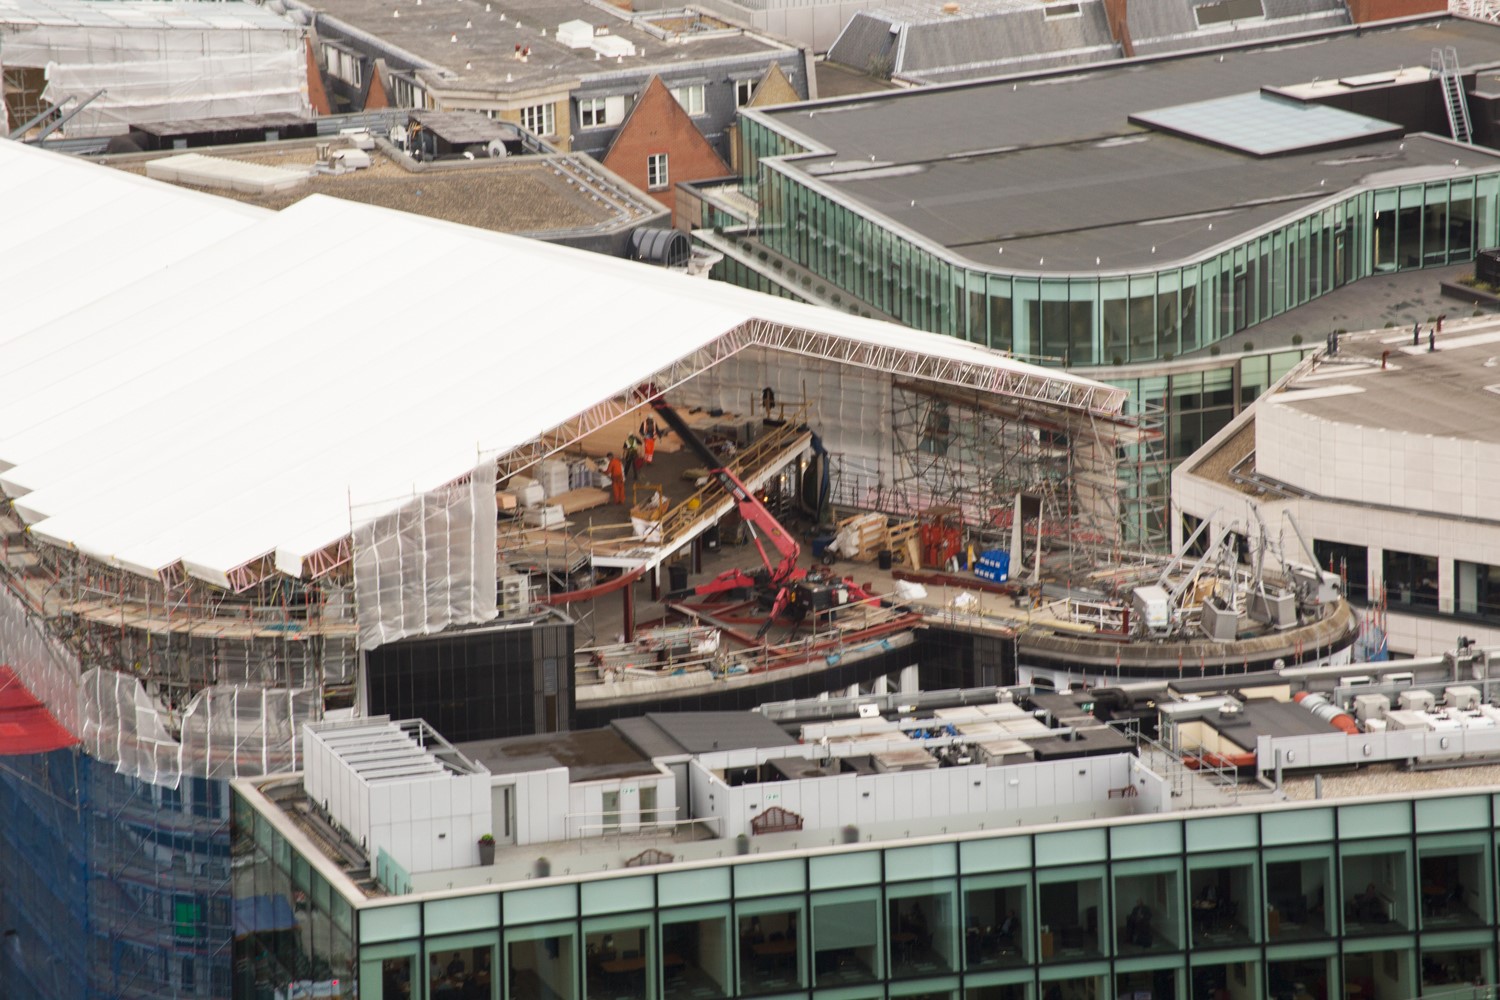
[735, 114, 1500, 364]
[236, 783, 1500, 1000]
[683, 18, 1500, 548]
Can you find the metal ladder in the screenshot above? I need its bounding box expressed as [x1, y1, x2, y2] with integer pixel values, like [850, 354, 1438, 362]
[1433, 46, 1473, 145]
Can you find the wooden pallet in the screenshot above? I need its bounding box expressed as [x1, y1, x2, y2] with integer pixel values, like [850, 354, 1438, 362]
[549, 487, 611, 515]
[887, 519, 920, 567]
[837, 512, 888, 562]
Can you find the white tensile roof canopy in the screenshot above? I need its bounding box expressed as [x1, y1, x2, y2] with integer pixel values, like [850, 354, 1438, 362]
[0, 139, 1124, 591]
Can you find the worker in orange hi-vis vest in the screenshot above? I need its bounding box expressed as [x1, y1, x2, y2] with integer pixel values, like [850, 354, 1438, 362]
[605, 452, 625, 505]
[639, 415, 659, 463]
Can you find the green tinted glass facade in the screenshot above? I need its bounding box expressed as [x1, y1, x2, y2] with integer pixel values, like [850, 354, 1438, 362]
[748, 157, 1500, 365]
[239, 787, 1500, 1000]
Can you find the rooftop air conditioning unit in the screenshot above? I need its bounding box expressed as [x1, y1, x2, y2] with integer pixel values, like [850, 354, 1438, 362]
[1399, 689, 1436, 712]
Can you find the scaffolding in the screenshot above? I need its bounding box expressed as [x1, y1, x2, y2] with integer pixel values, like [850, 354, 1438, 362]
[876, 379, 1166, 585]
[0, 749, 235, 999]
[1453, 0, 1500, 22]
[0, 0, 310, 138]
[0, 503, 354, 786]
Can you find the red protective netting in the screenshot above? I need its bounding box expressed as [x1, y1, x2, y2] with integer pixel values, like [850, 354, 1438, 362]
[0, 665, 79, 754]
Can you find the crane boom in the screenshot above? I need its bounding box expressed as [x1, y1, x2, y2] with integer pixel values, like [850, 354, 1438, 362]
[649, 396, 801, 586]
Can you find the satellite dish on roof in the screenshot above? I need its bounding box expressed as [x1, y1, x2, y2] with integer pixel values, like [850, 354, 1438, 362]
[486, 139, 507, 158]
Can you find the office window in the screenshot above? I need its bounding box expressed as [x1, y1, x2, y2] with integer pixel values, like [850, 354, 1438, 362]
[1268, 955, 1334, 1000]
[736, 78, 756, 106]
[671, 84, 705, 116]
[506, 922, 576, 1000]
[1418, 833, 1492, 929]
[1344, 945, 1414, 1000]
[1040, 972, 1103, 1000]
[662, 905, 731, 1000]
[1036, 865, 1106, 962]
[964, 876, 1030, 970]
[1189, 853, 1258, 948]
[426, 938, 497, 1000]
[888, 881, 958, 977]
[1314, 540, 1368, 604]
[1456, 560, 1500, 619]
[1115, 967, 1179, 1000]
[737, 898, 805, 994]
[648, 153, 669, 191]
[1383, 549, 1439, 610]
[1191, 959, 1259, 1000]
[1264, 847, 1335, 941]
[1340, 839, 1413, 935]
[1114, 859, 1183, 953]
[1421, 945, 1492, 994]
[967, 983, 1031, 1000]
[813, 888, 882, 986]
[584, 917, 652, 1000]
[520, 102, 555, 136]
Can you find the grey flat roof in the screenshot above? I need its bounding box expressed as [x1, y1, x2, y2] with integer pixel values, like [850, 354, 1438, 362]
[457, 728, 659, 781]
[118, 143, 664, 237]
[809, 133, 1490, 271]
[637, 711, 799, 755]
[1275, 326, 1500, 443]
[1211, 698, 1343, 743]
[758, 17, 1500, 272]
[302, 0, 793, 93]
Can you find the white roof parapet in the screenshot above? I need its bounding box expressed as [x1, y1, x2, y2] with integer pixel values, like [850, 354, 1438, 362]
[0, 141, 1127, 588]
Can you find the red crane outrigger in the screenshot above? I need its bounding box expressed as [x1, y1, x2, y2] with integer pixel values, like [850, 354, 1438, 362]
[647, 394, 871, 638]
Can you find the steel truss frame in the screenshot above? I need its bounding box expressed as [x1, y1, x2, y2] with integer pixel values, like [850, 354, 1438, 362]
[89, 316, 1133, 594]
[480, 315, 1127, 475]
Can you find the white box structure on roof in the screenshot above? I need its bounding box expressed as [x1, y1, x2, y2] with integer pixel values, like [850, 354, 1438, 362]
[303, 717, 490, 875]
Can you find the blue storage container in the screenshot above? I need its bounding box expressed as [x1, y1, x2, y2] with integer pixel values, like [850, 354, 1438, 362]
[974, 549, 1009, 583]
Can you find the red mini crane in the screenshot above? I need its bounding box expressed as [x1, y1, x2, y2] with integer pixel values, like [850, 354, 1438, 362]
[648, 394, 870, 637]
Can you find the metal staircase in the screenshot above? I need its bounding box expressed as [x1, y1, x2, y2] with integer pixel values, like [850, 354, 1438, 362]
[1434, 46, 1473, 145]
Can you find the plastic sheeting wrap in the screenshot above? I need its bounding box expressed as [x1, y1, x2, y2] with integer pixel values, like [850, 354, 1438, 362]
[79, 669, 318, 786]
[352, 461, 498, 651]
[179, 685, 319, 780]
[670, 346, 895, 507]
[80, 669, 184, 786]
[0, 581, 82, 738]
[1, 1, 309, 137]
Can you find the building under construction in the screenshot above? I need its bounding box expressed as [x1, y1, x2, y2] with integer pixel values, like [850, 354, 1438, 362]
[0, 130, 1202, 998]
[1, 0, 311, 140]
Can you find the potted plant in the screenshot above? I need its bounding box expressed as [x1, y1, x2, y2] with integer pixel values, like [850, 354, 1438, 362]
[735, 833, 751, 856]
[842, 824, 860, 844]
[534, 856, 552, 878]
[478, 833, 496, 866]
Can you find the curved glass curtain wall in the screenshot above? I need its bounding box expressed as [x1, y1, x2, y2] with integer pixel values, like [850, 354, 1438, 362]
[741, 114, 1500, 367]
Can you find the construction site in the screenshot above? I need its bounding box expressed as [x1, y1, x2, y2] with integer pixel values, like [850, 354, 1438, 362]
[0, 123, 1368, 997]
